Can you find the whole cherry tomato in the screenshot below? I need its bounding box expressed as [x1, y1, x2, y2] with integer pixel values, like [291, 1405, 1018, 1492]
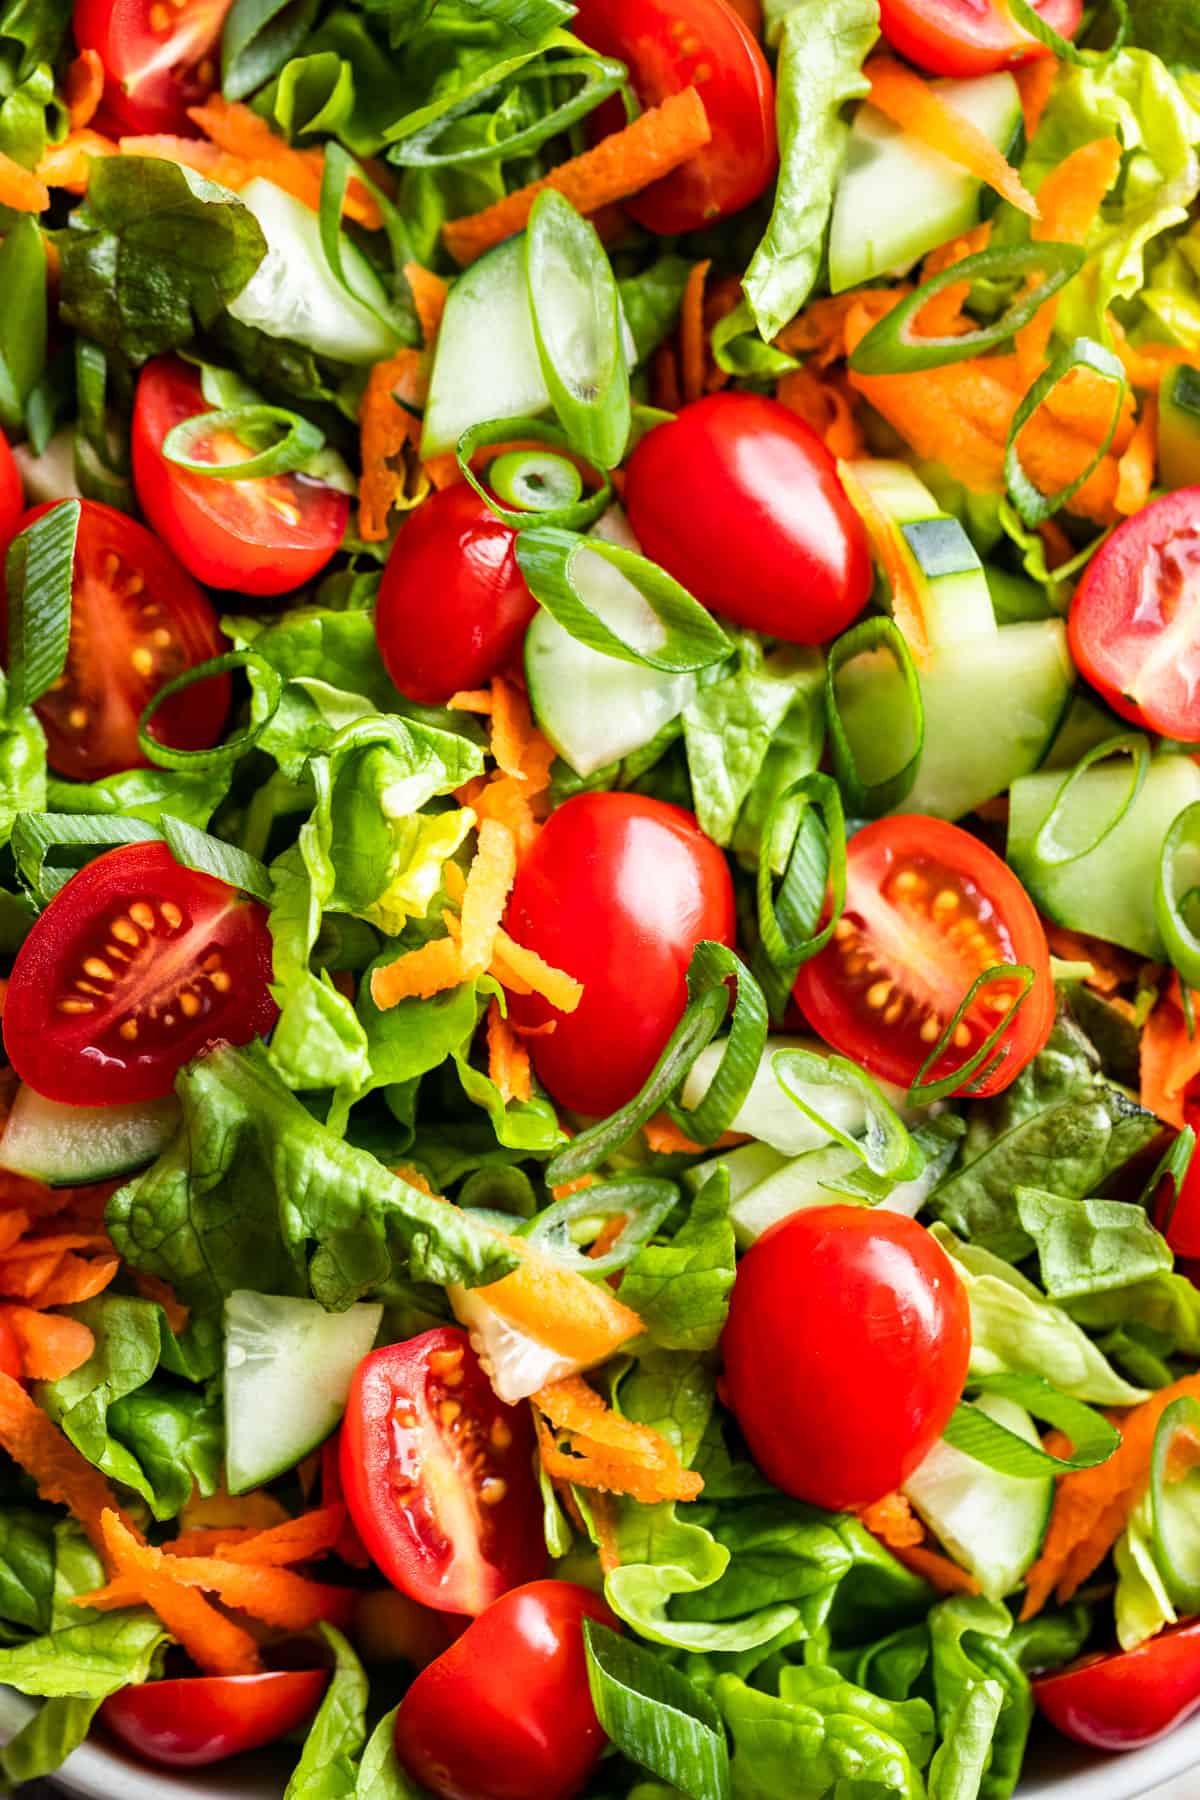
[624, 395, 872, 645]
[1034, 1619, 1200, 1751]
[73, 0, 231, 134]
[0, 429, 21, 542]
[100, 1670, 328, 1768]
[879, 0, 1082, 75]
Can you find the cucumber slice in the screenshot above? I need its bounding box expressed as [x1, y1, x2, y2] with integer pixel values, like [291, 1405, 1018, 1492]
[843, 461, 996, 653]
[836, 620, 1073, 820]
[224, 1290, 382, 1494]
[681, 1035, 909, 1158]
[1158, 364, 1200, 489]
[683, 1140, 789, 1204]
[0, 1085, 179, 1186]
[1008, 754, 1200, 958]
[830, 73, 1023, 292]
[903, 1393, 1053, 1600]
[730, 1144, 863, 1247]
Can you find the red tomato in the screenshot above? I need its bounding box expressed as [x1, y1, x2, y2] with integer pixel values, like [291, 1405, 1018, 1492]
[395, 1580, 617, 1800]
[0, 1313, 22, 1381]
[573, 0, 776, 233]
[624, 395, 872, 645]
[100, 1670, 328, 1768]
[0, 499, 229, 781]
[1158, 1109, 1200, 1259]
[879, 0, 1082, 75]
[3, 842, 278, 1106]
[505, 793, 736, 1117]
[793, 816, 1054, 1099]
[1068, 490, 1200, 742]
[0, 430, 21, 543]
[340, 1329, 543, 1617]
[374, 485, 536, 704]
[722, 1204, 971, 1509]
[132, 359, 349, 597]
[73, 0, 232, 135]
[1034, 1619, 1200, 1750]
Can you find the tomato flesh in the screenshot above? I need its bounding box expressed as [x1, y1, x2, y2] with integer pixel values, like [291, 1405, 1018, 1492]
[573, 0, 777, 233]
[624, 394, 872, 645]
[395, 1580, 618, 1800]
[100, 1670, 328, 1767]
[1034, 1618, 1200, 1751]
[794, 816, 1054, 1098]
[73, 0, 232, 135]
[722, 1204, 971, 1509]
[505, 792, 736, 1117]
[1069, 489, 1200, 742]
[0, 430, 21, 543]
[340, 1329, 544, 1616]
[879, 0, 1082, 75]
[132, 359, 350, 596]
[3, 842, 278, 1105]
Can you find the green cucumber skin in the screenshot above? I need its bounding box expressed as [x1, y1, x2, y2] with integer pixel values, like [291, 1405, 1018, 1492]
[1158, 364, 1200, 489]
[0, 1087, 180, 1186]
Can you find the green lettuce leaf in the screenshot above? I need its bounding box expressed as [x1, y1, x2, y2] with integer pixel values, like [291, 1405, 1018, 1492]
[1124, 0, 1200, 63]
[0, 1607, 166, 1700]
[285, 1625, 368, 1800]
[927, 1595, 1033, 1800]
[0, 696, 45, 850]
[0, 1508, 55, 1638]
[619, 1169, 736, 1354]
[619, 256, 695, 363]
[44, 765, 229, 829]
[683, 641, 824, 848]
[1015, 1187, 1174, 1301]
[714, 1665, 926, 1800]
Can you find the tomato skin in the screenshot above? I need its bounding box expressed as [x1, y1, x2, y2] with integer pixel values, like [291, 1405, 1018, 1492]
[624, 395, 872, 645]
[879, 0, 1082, 75]
[100, 1671, 328, 1768]
[505, 793, 736, 1117]
[3, 842, 278, 1106]
[73, 0, 232, 135]
[340, 1329, 544, 1617]
[374, 486, 536, 704]
[793, 815, 1054, 1099]
[1069, 490, 1200, 742]
[1159, 1109, 1200, 1259]
[395, 1580, 617, 1800]
[132, 358, 349, 597]
[1034, 1619, 1200, 1751]
[722, 1204, 971, 1510]
[0, 431, 21, 543]
[573, 0, 776, 234]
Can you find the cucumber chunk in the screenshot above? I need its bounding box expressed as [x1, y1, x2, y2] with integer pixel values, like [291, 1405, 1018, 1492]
[0, 1085, 179, 1186]
[843, 460, 996, 653]
[1158, 363, 1200, 489]
[681, 1035, 910, 1159]
[224, 1290, 382, 1494]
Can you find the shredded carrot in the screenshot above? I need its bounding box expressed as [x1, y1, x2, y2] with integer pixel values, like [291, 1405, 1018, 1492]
[469, 1236, 644, 1365]
[643, 1114, 708, 1155]
[838, 459, 931, 667]
[187, 97, 382, 228]
[1015, 137, 1123, 380]
[0, 1375, 130, 1554]
[404, 261, 448, 346]
[679, 259, 711, 405]
[0, 1232, 112, 1259]
[1043, 924, 1137, 996]
[1015, 55, 1059, 140]
[85, 1511, 262, 1675]
[486, 999, 532, 1104]
[134, 1271, 189, 1334]
[82, 1556, 354, 1632]
[1108, 314, 1200, 389]
[1115, 395, 1157, 516]
[776, 369, 863, 460]
[892, 1545, 982, 1595]
[0, 1212, 28, 1255]
[358, 349, 430, 542]
[0, 1252, 65, 1300]
[370, 935, 464, 1009]
[652, 343, 682, 412]
[865, 55, 1038, 219]
[490, 929, 583, 1013]
[64, 48, 105, 129]
[460, 819, 518, 977]
[859, 1492, 926, 1550]
[34, 1253, 119, 1308]
[0, 150, 48, 213]
[534, 1375, 703, 1504]
[1, 1307, 94, 1381]
[393, 1163, 437, 1196]
[165, 1505, 347, 1567]
[442, 88, 713, 266]
[448, 689, 494, 715]
[181, 1486, 291, 1534]
[1140, 979, 1200, 1127]
[775, 288, 905, 366]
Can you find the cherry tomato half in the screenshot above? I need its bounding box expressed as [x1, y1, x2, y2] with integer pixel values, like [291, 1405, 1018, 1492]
[793, 816, 1054, 1099]
[0, 430, 22, 543]
[3, 842, 278, 1105]
[340, 1329, 543, 1617]
[505, 792, 736, 1117]
[132, 359, 350, 597]
[100, 1670, 328, 1768]
[1034, 1618, 1200, 1751]
[395, 1580, 618, 1800]
[73, 0, 232, 135]
[624, 395, 873, 645]
[1157, 1107, 1200, 1260]
[1069, 489, 1200, 742]
[574, 0, 776, 234]
[373, 485, 536, 705]
[878, 0, 1082, 76]
[0, 499, 229, 780]
[722, 1204, 971, 1510]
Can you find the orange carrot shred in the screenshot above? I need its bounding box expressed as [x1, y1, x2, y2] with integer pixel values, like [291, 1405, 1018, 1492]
[0, 150, 49, 213]
[679, 259, 711, 405]
[487, 999, 532, 1104]
[652, 342, 683, 412]
[64, 49, 105, 129]
[1015, 137, 1122, 380]
[1114, 396, 1157, 516]
[865, 56, 1039, 218]
[534, 1376, 702, 1505]
[370, 935, 464, 1009]
[447, 689, 493, 714]
[358, 350, 430, 542]
[491, 929, 583, 1013]
[1014, 55, 1058, 141]
[776, 369, 864, 460]
[0, 1252, 65, 1300]
[404, 261, 448, 346]
[187, 97, 382, 228]
[0, 1212, 29, 1255]
[859, 1492, 926, 1550]
[80, 1558, 354, 1632]
[1, 1307, 94, 1381]
[460, 819, 518, 977]
[1043, 925, 1137, 996]
[892, 1544, 981, 1595]
[0, 1375, 131, 1554]
[33, 1253, 120, 1308]
[1140, 980, 1200, 1128]
[85, 1511, 263, 1674]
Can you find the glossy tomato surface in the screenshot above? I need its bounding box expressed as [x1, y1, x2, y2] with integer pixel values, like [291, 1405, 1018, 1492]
[340, 1328, 543, 1616]
[722, 1204, 971, 1509]
[100, 1670, 328, 1768]
[505, 792, 736, 1116]
[1160, 1109, 1200, 1259]
[624, 394, 872, 644]
[374, 484, 536, 704]
[1034, 1619, 1200, 1750]
[3, 842, 278, 1105]
[0, 499, 229, 780]
[0, 430, 21, 542]
[794, 815, 1054, 1099]
[73, 0, 231, 134]
[132, 358, 349, 596]
[574, 0, 776, 233]
[879, 0, 1082, 74]
[395, 1580, 617, 1800]
[1069, 489, 1200, 742]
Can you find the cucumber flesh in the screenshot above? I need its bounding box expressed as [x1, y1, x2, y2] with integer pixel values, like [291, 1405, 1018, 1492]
[730, 1144, 864, 1247]
[903, 1393, 1053, 1600]
[843, 460, 996, 654]
[224, 1290, 382, 1494]
[830, 73, 1023, 292]
[683, 1140, 788, 1205]
[681, 1035, 910, 1159]
[0, 1085, 179, 1186]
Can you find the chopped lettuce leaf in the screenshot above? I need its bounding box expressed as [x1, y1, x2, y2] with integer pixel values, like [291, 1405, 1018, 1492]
[619, 1169, 736, 1354]
[1015, 1187, 1174, 1301]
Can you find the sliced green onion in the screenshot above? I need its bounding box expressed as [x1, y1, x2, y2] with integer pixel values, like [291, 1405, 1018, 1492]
[773, 1048, 921, 1181]
[849, 243, 1086, 375]
[526, 188, 630, 469]
[1157, 801, 1200, 991]
[221, 0, 321, 101]
[162, 404, 324, 481]
[583, 1619, 732, 1800]
[1008, 0, 1127, 63]
[756, 773, 846, 994]
[666, 944, 768, 1146]
[943, 1374, 1120, 1478]
[826, 617, 924, 817]
[11, 812, 159, 904]
[159, 816, 273, 903]
[490, 449, 583, 513]
[138, 651, 283, 772]
[455, 417, 610, 532]
[1032, 733, 1149, 870]
[5, 499, 79, 713]
[388, 53, 626, 167]
[523, 1176, 678, 1277]
[319, 143, 407, 345]
[908, 964, 1035, 1105]
[1005, 337, 1126, 526]
[1143, 1125, 1196, 1234]
[515, 525, 731, 674]
[1150, 1395, 1200, 1612]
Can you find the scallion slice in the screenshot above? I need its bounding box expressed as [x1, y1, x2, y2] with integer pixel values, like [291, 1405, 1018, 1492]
[523, 1176, 678, 1277]
[1150, 1395, 1200, 1612]
[666, 943, 768, 1147]
[162, 404, 325, 481]
[526, 188, 630, 470]
[1157, 800, 1200, 992]
[826, 616, 923, 817]
[943, 1374, 1120, 1478]
[773, 1047, 920, 1181]
[583, 1619, 732, 1800]
[1030, 732, 1149, 871]
[5, 499, 79, 713]
[1142, 1125, 1196, 1234]
[756, 772, 846, 989]
[908, 964, 1035, 1105]
[1008, 0, 1127, 63]
[455, 416, 610, 532]
[138, 650, 283, 772]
